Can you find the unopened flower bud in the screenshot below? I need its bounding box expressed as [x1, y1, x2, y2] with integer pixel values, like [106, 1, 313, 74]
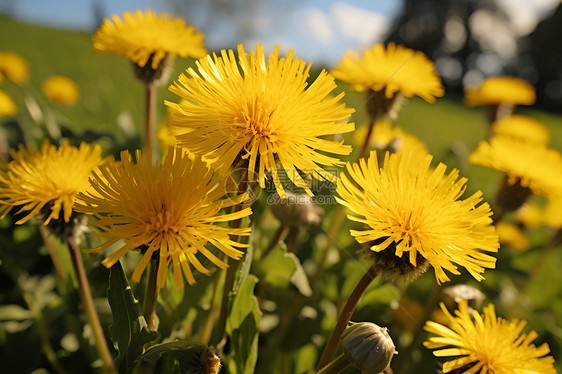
[341, 322, 397, 374]
[269, 191, 323, 226]
[200, 346, 221, 374]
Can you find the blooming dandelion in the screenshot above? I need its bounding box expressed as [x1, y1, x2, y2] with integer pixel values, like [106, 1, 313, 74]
[469, 136, 562, 198]
[42, 75, 80, 105]
[464, 76, 536, 107]
[331, 43, 444, 102]
[93, 8, 207, 71]
[336, 151, 499, 284]
[166, 44, 355, 198]
[424, 300, 556, 373]
[0, 90, 17, 117]
[491, 115, 550, 146]
[0, 140, 103, 225]
[0, 51, 29, 85]
[76, 148, 252, 289]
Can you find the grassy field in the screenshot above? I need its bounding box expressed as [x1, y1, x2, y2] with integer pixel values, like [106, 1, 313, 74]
[1, 14, 562, 373]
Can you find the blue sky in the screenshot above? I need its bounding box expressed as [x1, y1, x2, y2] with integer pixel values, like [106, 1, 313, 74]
[2, 0, 402, 65]
[2, 0, 560, 66]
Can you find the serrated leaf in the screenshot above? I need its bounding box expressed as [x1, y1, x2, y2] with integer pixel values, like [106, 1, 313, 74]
[226, 274, 261, 374]
[108, 261, 158, 374]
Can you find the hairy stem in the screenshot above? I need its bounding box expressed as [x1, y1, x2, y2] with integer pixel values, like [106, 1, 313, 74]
[317, 265, 378, 370]
[67, 239, 116, 374]
[142, 259, 159, 331]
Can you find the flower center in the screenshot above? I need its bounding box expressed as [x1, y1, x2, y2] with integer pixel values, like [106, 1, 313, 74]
[241, 100, 276, 141]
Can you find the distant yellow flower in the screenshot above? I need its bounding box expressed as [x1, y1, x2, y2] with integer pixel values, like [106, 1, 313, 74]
[166, 44, 355, 197]
[496, 222, 530, 251]
[93, 8, 207, 69]
[424, 300, 556, 373]
[75, 148, 252, 289]
[544, 196, 562, 228]
[492, 115, 549, 145]
[464, 76, 535, 107]
[353, 121, 428, 156]
[515, 202, 544, 228]
[42, 75, 80, 105]
[0, 52, 29, 84]
[0, 90, 17, 117]
[0, 141, 103, 225]
[331, 43, 444, 102]
[336, 151, 498, 284]
[469, 136, 562, 196]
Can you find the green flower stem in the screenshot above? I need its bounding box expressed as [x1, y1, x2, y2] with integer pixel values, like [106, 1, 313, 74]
[358, 118, 375, 160]
[316, 353, 352, 374]
[144, 81, 156, 156]
[18, 275, 68, 374]
[261, 222, 287, 259]
[317, 264, 378, 370]
[67, 239, 117, 374]
[39, 225, 65, 279]
[142, 259, 159, 331]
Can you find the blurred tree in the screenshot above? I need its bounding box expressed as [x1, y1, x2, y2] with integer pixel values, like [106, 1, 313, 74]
[384, 0, 515, 92]
[517, 2, 562, 112]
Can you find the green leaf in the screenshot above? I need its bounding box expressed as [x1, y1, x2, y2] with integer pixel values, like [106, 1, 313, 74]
[256, 245, 312, 296]
[108, 261, 158, 374]
[226, 274, 261, 374]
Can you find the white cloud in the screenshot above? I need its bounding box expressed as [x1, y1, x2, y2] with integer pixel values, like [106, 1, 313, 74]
[303, 8, 334, 45]
[331, 2, 389, 45]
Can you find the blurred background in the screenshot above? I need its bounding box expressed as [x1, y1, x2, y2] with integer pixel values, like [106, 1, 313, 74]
[1, 0, 562, 111]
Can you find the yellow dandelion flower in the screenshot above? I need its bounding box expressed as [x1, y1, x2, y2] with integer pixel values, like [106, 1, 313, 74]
[336, 151, 499, 284]
[93, 8, 207, 69]
[492, 115, 549, 146]
[166, 44, 355, 198]
[352, 121, 429, 156]
[0, 90, 17, 117]
[464, 76, 536, 107]
[0, 140, 104, 225]
[544, 196, 562, 228]
[515, 202, 544, 228]
[42, 75, 80, 105]
[469, 136, 562, 196]
[331, 43, 444, 102]
[0, 52, 29, 84]
[495, 222, 530, 251]
[75, 148, 252, 289]
[424, 300, 556, 373]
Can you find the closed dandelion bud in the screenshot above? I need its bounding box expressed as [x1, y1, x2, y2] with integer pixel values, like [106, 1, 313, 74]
[341, 322, 397, 374]
[269, 191, 324, 226]
[200, 346, 221, 374]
